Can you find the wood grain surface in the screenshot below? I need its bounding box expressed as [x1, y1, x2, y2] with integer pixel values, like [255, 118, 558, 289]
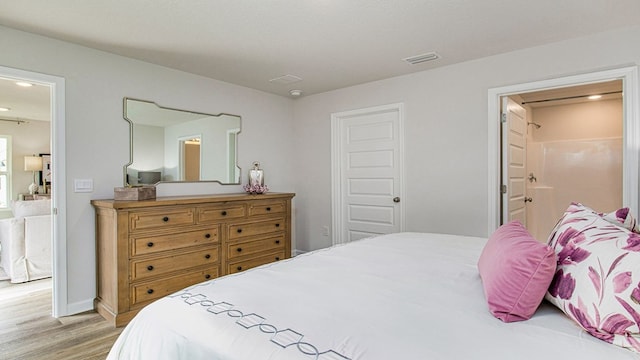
[0, 279, 122, 360]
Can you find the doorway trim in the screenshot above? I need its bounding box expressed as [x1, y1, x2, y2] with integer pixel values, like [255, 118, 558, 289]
[0, 65, 67, 317]
[330, 103, 406, 244]
[488, 66, 639, 234]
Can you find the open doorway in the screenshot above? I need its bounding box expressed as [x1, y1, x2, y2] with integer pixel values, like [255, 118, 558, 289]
[0, 65, 67, 318]
[503, 80, 623, 241]
[488, 66, 639, 237]
[179, 136, 201, 181]
[0, 76, 52, 300]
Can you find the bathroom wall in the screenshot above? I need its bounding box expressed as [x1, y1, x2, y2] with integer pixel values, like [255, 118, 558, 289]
[526, 98, 623, 241]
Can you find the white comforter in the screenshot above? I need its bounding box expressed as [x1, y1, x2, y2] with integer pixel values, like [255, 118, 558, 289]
[107, 232, 637, 359]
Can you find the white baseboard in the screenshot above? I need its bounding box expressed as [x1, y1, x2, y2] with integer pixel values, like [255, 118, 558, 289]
[292, 249, 307, 257]
[64, 298, 94, 316]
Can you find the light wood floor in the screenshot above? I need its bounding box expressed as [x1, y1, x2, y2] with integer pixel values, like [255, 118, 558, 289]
[0, 278, 123, 360]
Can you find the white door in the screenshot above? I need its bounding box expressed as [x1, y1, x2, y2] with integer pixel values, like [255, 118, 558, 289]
[331, 103, 404, 244]
[501, 97, 527, 224]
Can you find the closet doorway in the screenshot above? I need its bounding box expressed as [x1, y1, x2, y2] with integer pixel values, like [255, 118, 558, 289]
[488, 66, 639, 238]
[330, 103, 405, 244]
[0, 65, 67, 318]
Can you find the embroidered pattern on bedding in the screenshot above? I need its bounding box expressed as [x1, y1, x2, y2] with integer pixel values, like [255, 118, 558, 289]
[168, 290, 351, 360]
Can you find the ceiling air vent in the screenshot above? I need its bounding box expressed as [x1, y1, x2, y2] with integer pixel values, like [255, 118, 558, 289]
[403, 52, 440, 65]
[268, 74, 303, 85]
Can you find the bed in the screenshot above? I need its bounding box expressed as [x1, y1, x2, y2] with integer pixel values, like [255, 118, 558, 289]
[107, 231, 637, 359]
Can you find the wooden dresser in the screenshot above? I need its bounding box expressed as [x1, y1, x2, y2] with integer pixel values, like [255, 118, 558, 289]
[91, 192, 295, 327]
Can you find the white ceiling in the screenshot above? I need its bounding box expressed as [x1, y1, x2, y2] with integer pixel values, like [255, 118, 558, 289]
[518, 80, 623, 108]
[0, 77, 50, 122]
[1, 0, 639, 99]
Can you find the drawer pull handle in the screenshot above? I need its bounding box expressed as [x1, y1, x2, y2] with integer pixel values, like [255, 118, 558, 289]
[236, 248, 242, 252]
[266, 207, 271, 211]
[275, 257, 280, 261]
[205, 254, 211, 259]
[275, 240, 280, 244]
[237, 229, 242, 233]
[147, 289, 154, 294]
[205, 274, 211, 279]
[275, 223, 280, 227]
[162, 216, 169, 222]
[147, 242, 154, 247]
[205, 233, 211, 239]
[237, 266, 242, 271]
[147, 265, 154, 271]
[221, 211, 227, 216]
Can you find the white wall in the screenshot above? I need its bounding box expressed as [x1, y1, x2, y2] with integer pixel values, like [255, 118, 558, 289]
[129, 123, 164, 184]
[292, 25, 640, 252]
[2, 22, 640, 313]
[0, 25, 296, 312]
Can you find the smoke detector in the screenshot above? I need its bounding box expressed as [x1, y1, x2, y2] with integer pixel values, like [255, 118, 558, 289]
[289, 89, 303, 97]
[403, 52, 440, 65]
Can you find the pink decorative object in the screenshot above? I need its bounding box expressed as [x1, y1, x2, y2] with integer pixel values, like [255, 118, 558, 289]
[478, 220, 557, 322]
[546, 203, 640, 352]
[243, 183, 269, 194]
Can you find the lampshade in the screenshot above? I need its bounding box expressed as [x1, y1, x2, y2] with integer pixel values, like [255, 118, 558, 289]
[24, 156, 43, 172]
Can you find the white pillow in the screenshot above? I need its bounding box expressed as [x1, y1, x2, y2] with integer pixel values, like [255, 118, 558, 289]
[603, 207, 640, 233]
[546, 203, 640, 352]
[12, 199, 52, 218]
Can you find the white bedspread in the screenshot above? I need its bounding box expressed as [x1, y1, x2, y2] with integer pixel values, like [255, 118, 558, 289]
[107, 232, 637, 359]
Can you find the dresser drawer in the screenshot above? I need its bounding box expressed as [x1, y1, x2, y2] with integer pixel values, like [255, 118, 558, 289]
[227, 251, 285, 274]
[131, 228, 218, 256]
[130, 207, 195, 231]
[197, 204, 246, 223]
[131, 266, 219, 306]
[226, 235, 285, 261]
[228, 218, 285, 240]
[131, 247, 219, 281]
[248, 200, 286, 216]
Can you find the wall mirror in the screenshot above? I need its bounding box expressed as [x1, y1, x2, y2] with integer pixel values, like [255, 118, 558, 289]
[123, 98, 241, 186]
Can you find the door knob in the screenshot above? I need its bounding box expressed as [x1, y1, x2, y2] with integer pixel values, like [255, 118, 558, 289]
[393, 197, 400, 203]
[524, 197, 533, 203]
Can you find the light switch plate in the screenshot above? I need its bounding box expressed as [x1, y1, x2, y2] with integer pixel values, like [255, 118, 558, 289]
[74, 179, 93, 193]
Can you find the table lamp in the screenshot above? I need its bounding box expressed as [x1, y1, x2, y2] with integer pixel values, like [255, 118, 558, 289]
[24, 155, 42, 195]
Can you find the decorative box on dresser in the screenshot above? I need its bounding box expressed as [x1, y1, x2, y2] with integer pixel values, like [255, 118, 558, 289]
[91, 192, 295, 327]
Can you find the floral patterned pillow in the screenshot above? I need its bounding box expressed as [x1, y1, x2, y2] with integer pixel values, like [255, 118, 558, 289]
[603, 207, 640, 233]
[546, 202, 640, 352]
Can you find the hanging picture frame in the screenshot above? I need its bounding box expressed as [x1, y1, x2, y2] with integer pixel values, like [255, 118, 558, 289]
[39, 153, 52, 186]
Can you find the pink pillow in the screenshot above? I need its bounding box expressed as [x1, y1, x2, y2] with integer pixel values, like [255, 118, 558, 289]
[478, 220, 557, 322]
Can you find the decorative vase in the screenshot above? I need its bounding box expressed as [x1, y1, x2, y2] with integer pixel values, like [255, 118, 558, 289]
[245, 162, 267, 194]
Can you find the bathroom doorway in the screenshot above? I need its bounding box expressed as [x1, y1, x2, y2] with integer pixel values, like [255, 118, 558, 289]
[488, 66, 640, 239]
[506, 80, 623, 241]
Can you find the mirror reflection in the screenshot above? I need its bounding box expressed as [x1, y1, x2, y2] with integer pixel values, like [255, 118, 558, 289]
[124, 98, 241, 185]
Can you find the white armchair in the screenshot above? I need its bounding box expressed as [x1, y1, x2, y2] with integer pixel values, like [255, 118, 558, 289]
[0, 199, 52, 283]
